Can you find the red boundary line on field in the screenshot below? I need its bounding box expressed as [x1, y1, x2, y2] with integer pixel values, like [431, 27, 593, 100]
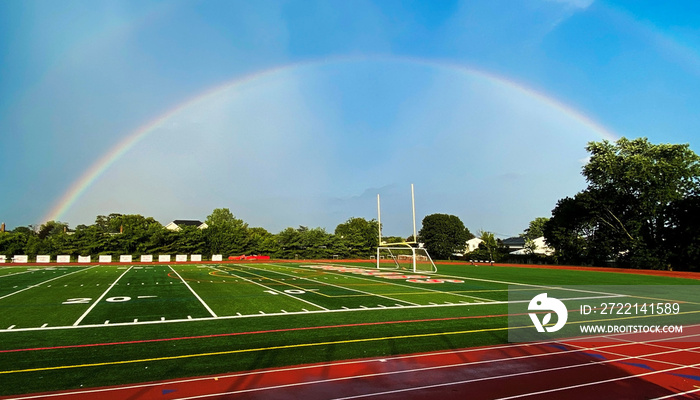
[6, 330, 700, 400]
[0, 312, 513, 354]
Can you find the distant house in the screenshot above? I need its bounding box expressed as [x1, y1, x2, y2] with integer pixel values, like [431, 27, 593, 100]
[509, 236, 555, 256]
[465, 237, 483, 253]
[502, 236, 526, 252]
[165, 220, 208, 231]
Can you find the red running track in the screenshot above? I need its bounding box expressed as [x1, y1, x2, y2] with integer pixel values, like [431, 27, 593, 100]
[5, 325, 700, 400]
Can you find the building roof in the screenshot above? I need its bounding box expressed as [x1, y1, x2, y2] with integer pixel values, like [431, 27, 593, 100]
[502, 237, 526, 247]
[509, 236, 555, 256]
[171, 220, 205, 227]
[165, 220, 208, 231]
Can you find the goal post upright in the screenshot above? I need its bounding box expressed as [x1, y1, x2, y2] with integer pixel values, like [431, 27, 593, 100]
[375, 184, 437, 273]
[411, 183, 417, 244]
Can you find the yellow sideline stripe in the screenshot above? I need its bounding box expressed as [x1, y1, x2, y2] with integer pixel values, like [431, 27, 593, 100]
[3, 311, 697, 375]
[0, 326, 513, 375]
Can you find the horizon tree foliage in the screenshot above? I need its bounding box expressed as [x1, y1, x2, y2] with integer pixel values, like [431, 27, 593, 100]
[544, 137, 700, 270]
[204, 208, 249, 256]
[334, 217, 379, 257]
[0, 212, 385, 260]
[522, 217, 549, 241]
[418, 214, 472, 260]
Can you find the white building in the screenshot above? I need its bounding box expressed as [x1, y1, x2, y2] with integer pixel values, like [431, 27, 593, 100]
[165, 220, 208, 231]
[509, 236, 555, 256]
[465, 237, 483, 253]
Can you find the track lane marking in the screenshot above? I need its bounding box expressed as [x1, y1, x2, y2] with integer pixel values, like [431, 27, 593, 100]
[4, 322, 699, 376]
[493, 359, 700, 400]
[6, 328, 700, 398]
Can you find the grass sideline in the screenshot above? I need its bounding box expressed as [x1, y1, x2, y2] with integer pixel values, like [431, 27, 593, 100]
[0, 261, 698, 396]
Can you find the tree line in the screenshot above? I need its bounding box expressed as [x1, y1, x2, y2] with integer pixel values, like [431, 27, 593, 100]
[3, 137, 699, 270]
[543, 138, 700, 271]
[0, 209, 383, 261]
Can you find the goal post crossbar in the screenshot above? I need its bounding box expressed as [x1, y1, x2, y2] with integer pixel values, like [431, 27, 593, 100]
[376, 244, 437, 274]
[375, 184, 437, 274]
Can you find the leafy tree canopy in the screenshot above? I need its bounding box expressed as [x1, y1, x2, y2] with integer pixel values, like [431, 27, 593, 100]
[418, 214, 472, 260]
[545, 137, 700, 270]
[522, 217, 549, 241]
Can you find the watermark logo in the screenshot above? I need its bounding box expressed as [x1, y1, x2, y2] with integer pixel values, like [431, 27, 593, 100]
[528, 293, 568, 333]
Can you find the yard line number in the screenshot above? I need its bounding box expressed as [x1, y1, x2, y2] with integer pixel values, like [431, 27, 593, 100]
[63, 296, 135, 304]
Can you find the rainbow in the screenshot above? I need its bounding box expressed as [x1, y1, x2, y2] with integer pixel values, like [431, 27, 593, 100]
[42, 55, 619, 224]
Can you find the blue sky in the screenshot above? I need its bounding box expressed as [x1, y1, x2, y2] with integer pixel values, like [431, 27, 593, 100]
[2, 0, 700, 237]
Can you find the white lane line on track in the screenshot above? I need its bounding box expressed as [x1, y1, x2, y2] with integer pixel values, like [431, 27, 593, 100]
[165, 345, 700, 400]
[493, 360, 700, 400]
[651, 387, 700, 400]
[11, 329, 700, 400]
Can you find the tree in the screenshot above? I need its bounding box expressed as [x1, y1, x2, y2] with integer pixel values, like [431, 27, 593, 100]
[545, 137, 700, 268]
[662, 196, 700, 271]
[522, 217, 549, 241]
[37, 221, 68, 239]
[204, 208, 249, 255]
[478, 230, 498, 262]
[418, 214, 472, 260]
[334, 217, 379, 258]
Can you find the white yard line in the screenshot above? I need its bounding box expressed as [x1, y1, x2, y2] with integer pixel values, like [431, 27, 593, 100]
[168, 265, 218, 318]
[253, 264, 419, 306]
[211, 265, 328, 311]
[328, 262, 629, 299]
[0, 266, 96, 301]
[0, 270, 33, 278]
[291, 263, 494, 303]
[72, 266, 132, 326]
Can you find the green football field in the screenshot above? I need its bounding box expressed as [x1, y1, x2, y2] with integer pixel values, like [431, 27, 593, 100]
[0, 262, 698, 396]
